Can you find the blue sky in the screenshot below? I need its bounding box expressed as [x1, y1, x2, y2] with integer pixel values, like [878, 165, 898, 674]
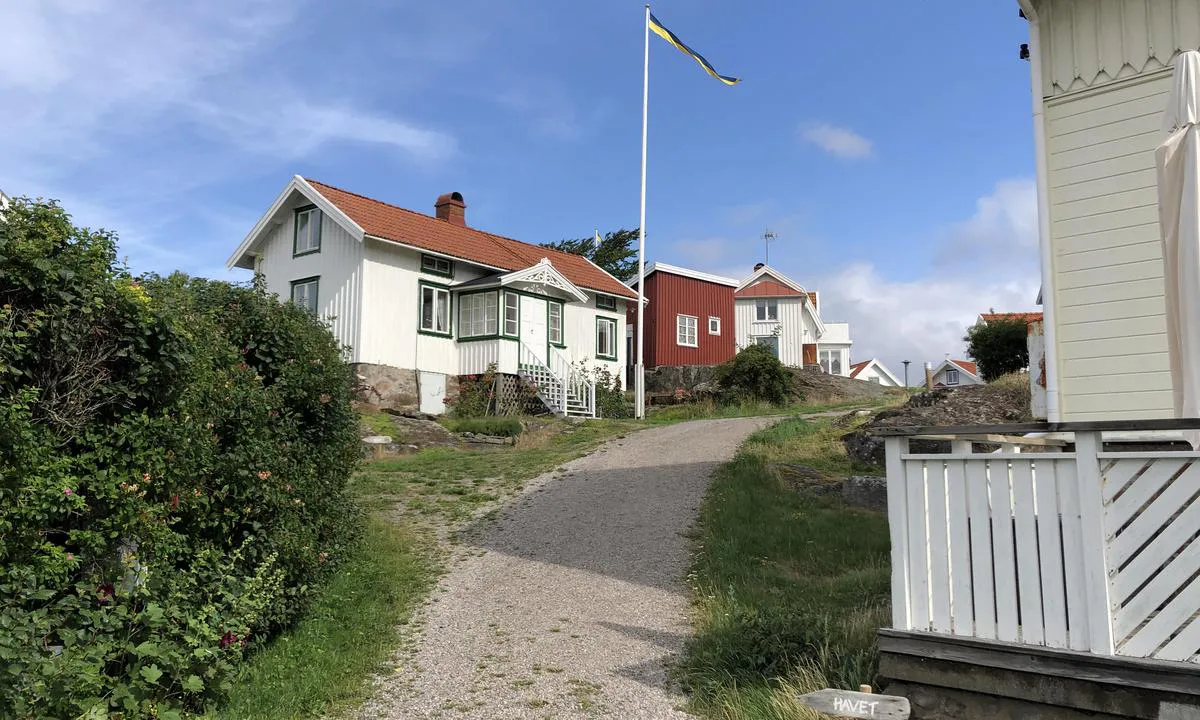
[1, 0, 1041, 377]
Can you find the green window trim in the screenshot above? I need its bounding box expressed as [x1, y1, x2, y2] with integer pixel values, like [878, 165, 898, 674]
[420, 254, 454, 278]
[289, 276, 320, 315]
[418, 281, 453, 337]
[548, 300, 565, 348]
[595, 315, 618, 361]
[292, 205, 322, 257]
[595, 294, 617, 311]
[457, 289, 500, 339]
[502, 291, 520, 339]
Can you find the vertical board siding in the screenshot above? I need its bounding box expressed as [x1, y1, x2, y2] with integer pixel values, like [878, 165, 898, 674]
[629, 272, 733, 368]
[1045, 66, 1174, 420]
[733, 296, 813, 366]
[260, 209, 362, 361]
[564, 297, 626, 375]
[1039, 0, 1192, 97]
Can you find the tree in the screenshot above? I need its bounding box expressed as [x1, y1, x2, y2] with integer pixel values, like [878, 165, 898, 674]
[541, 228, 638, 281]
[964, 317, 1030, 381]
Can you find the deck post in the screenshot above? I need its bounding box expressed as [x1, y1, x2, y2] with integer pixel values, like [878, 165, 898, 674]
[1072, 430, 1114, 654]
[885, 436, 912, 630]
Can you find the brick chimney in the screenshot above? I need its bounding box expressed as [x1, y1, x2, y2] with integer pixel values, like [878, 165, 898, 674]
[753, 262, 765, 271]
[435, 192, 466, 226]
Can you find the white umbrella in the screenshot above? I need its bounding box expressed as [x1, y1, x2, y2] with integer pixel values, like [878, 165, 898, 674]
[1158, 50, 1200, 449]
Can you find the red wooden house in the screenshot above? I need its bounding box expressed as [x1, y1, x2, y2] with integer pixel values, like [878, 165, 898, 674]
[626, 263, 738, 370]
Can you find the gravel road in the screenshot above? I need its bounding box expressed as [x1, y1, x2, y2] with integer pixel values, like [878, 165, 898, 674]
[359, 416, 776, 719]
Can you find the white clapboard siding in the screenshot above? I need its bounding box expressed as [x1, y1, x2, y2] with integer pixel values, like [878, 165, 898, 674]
[1045, 61, 1174, 421]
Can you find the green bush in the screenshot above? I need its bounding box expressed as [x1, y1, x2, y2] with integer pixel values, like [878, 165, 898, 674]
[441, 417, 523, 437]
[589, 364, 632, 419]
[0, 199, 361, 719]
[713, 344, 793, 405]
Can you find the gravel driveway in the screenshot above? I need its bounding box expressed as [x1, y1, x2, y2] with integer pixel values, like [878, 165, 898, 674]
[359, 416, 776, 719]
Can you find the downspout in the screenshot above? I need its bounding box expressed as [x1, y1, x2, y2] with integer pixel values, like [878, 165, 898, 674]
[1018, 0, 1062, 422]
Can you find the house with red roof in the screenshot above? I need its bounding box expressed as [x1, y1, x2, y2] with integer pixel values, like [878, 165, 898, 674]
[625, 263, 738, 370]
[733, 263, 852, 374]
[849, 358, 903, 387]
[927, 358, 983, 388]
[226, 176, 636, 417]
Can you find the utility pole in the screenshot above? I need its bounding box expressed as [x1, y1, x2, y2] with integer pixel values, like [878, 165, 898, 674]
[902, 360, 911, 387]
[762, 229, 776, 265]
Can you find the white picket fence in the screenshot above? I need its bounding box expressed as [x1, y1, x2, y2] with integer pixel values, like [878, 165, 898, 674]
[885, 430, 1200, 663]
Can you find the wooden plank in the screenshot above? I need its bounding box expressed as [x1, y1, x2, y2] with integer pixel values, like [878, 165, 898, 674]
[1073, 431, 1116, 655]
[796, 689, 910, 719]
[906, 459, 931, 632]
[927, 461, 952, 634]
[1102, 458, 1154, 503]
[870, 418, 1200, 437]
[1110, 460, 1192, 567]
[903, 453, 1052, 461]
[1156, 613, 1200, 664]
[1011, 460, 1045, 645]
[990, 461, 1020, 643]
[1035, 460, 1069, 649]
[966, 459, 996, 640]
[1056, 461, 1091, 651]
[1115, 519, 1200, 639]
[885, 438, 912, 631]
[1105, 457, 1178, 522]
[907, 434, 1069, 447]
[946, 453, 973, 637]
[1119, 574, 1200, 658]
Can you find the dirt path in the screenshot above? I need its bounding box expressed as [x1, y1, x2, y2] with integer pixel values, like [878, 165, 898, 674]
[359, 416, 776, 719]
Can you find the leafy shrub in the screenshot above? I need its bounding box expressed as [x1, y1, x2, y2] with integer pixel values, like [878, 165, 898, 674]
[449, 364, 539, 417]
[713, 344, 793, 405]
[588, 364, 632, 419]
[442, 417, 523, 437]
[0, 199, 361, 719]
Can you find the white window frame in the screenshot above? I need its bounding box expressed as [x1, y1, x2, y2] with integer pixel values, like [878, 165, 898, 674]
[676, 314, 698, 347]
[708, 316, 721, 335]
[420, 283, 452, 336]
[946, 369, 960, 386]
[596, 317, 617, 360]
[548, 301, 563, 346]
[755, 299, 778, 321]
[458, 291, 498, 338]
[290, 277, 319, 314]
[819, 349, 843, 375]
[293, 207, 322, 255]
[421, 254, 453, 277]
[502, 292, 519, 338]
[595, 295, 617, 311]
[754, 335, 779, 358]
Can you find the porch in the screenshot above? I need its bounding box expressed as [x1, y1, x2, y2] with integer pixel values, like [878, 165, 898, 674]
[877, 419, 1200, 717]
[459, 339, 595, 419]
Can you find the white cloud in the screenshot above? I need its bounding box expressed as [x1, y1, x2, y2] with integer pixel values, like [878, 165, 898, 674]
[938, 178, 1038, 263]
[800, 123, 873, 159]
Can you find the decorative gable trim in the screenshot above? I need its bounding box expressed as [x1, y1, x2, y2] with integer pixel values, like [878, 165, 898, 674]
[501, 259, 589, 303]
[226, 175, 365, 269]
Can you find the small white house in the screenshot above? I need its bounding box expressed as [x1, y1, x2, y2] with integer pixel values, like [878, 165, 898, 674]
[733, 264, 852, 374]
[849, 358, 903, 387]
[226, 176, 636, 417]
[927, 358, 984, 388]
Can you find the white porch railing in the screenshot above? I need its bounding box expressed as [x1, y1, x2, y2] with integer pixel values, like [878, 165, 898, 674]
[518, 342, 595, 418]
[883, 421, 1200, 664]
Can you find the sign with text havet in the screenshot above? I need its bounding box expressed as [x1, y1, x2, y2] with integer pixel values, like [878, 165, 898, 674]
[797, 689, 911, 719]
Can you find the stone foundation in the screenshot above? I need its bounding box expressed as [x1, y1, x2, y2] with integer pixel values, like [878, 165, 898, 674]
[353, 363, 419, 412]
[643, 365, 719, 393]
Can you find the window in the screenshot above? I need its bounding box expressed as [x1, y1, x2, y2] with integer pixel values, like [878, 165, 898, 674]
[870, 377, 882, 384]
[458, 291, 498, 338]
[293, 206, 322, 256]
[549, 302, 563, 346]
[755, 299, 778, 321]
[946, 369, 960, 386]
[596, 295, 617, 311]
[708, 316, 721, 335]
[420, 283, 451, 335]
[290, 277, 319, 314]
[503, 292, 519, 337]
[677, 314, 698, 347]
[819, 349, 843, 375]
[596, 317, 617, 360]
[421, 254, 453, 277]
[755, 336, 779, 359]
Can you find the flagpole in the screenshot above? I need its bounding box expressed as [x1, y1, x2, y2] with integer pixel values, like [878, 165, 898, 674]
[635, 3, 650, 419]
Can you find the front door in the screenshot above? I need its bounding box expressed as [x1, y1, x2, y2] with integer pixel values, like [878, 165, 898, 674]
[520, 295, 548, 365]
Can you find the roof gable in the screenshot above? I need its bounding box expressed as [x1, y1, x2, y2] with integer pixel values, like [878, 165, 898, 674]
[931, 358, 980, 380]
[629, 262, 739, 288]
[734, 279, 805, 298]
[226, 176, 364, 269]
[736, 265, 806, 294]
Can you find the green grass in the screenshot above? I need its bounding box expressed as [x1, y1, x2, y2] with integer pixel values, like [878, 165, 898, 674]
[358, 409, 398, 437]
[646, 398, 894, 425]
[439, 416, 524, 437]
[210, 519, 435, 720]
[679, 418, 892, 720]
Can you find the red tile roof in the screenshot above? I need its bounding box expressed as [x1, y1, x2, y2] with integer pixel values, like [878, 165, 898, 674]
[849, 360, 871, 379]
[980, 312, 1043, 324]
[950, 359, 978, 376]
[734, 280, 806, 298]
[305, 179, 636, 299]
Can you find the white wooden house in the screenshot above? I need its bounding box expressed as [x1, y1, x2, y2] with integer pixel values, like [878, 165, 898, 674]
[926, 358, 984, 388]
[733, 264, 852, 374]
[226, 176, 635, 417]
[848, 358, 903, 387]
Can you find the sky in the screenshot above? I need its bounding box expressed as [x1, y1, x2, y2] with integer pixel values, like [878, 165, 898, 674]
[1, 0, 1041, 381]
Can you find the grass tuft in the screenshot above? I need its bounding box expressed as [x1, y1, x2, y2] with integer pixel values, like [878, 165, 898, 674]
[679, 418, 891, 720]
[440, 416, 525, 437]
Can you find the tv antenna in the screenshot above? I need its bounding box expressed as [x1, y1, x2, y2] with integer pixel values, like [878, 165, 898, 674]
[762, 229, 777, 265]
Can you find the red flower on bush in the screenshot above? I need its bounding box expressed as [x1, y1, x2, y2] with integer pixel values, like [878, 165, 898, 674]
[63, 488, 73, 496]
[169, 494, 180, 510]
[96, 583, 115, 604]
[257, 471, 271, 480]
[219, 631, 238, 649]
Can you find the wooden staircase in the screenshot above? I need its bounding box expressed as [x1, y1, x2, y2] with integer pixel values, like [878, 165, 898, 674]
[519, 343, 595, 418]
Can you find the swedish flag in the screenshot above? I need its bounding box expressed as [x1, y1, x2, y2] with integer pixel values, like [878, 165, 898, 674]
[649, 12, 740, 86]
